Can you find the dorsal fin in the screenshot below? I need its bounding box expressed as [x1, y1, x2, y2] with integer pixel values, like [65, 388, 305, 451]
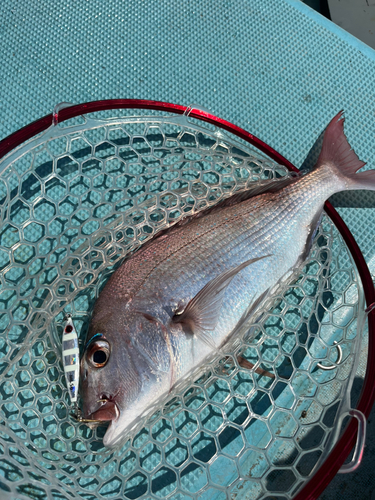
[151, 173, 301, 242]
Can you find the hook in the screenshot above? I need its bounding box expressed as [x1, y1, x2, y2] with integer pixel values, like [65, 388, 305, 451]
[317, 341, 343, 371]
[70, 406, 105, 424]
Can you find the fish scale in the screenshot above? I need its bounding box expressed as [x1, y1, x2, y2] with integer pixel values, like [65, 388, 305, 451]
[81, 113, 375, 447]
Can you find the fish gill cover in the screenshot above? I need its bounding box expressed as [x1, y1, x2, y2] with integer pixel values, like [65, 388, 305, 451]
[0, 110, 365, 499]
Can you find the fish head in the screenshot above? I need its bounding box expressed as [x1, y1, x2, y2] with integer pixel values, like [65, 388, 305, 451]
[80, 304, 173, 447]
[80, 330, 123, 425]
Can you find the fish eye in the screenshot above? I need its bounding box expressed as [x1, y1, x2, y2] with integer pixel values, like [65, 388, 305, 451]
[87, 340, 110, 368]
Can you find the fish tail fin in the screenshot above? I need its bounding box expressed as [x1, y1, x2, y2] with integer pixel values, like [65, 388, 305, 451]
[316, 111, 375, 191]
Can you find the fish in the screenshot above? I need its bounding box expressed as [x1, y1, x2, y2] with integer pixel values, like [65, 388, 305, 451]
[80, 112, 375, 447]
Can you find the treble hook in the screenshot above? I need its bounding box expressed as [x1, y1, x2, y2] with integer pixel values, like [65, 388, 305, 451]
[70, 405, 105, 424]
[317, 341, 343, 371]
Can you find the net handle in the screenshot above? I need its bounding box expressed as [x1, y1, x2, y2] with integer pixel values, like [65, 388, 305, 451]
[0, 99, 374, 499]
[337, 409, 367, 474]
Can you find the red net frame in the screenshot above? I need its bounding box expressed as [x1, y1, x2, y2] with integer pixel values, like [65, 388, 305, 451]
[0, 99, 374, 499]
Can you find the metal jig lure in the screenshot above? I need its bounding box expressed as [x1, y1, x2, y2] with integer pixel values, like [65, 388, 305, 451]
[62, 314, 80, 406]
[62, 314, 106, 425]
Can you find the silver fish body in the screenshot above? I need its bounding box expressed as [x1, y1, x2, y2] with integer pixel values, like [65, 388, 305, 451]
[80, 112, 375, 447]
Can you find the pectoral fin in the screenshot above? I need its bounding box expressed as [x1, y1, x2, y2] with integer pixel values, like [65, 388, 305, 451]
[171, 255, 270, 349]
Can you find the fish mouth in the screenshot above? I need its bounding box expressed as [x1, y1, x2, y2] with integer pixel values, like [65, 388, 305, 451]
[87, 400, 120, 422]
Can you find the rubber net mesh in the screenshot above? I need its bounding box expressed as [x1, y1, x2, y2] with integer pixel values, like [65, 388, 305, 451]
[0, 112, 365, 499]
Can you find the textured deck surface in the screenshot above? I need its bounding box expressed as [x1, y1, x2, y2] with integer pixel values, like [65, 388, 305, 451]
[1, 0, 374, 498]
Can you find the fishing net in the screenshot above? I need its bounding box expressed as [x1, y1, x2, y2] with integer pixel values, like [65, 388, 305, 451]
[0, 106, 367, 499]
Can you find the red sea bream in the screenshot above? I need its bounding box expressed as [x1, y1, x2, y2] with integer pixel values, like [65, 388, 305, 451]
[80, 112, 375, 447]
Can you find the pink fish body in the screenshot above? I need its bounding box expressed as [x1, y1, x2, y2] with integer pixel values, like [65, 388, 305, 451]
[80, 113, 375, 447]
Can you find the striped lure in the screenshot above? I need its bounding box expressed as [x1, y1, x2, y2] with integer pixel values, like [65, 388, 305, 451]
[62, 315, 104, 425]
[62, 315, 80, 405]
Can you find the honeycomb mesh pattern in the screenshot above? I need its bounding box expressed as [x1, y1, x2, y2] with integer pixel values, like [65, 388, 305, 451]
[0, 113, 364, 500]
